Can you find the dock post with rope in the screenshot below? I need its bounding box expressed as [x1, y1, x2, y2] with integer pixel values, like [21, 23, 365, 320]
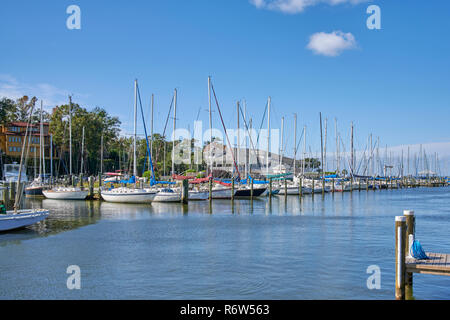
[395, 210, 450, 300]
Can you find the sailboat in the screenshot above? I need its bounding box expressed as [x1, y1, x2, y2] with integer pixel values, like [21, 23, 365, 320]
[101, 80, 157, 203]
[151, 88, 184, 203]
[43, 96, 88, 200]
[1, 101, 50, 231]
[25, 101, 46, 197]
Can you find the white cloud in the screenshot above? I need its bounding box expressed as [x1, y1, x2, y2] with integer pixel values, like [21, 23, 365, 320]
[0, 74, 86, 111]
[250, 0, 368, 14]
[306, 30, 357, 56]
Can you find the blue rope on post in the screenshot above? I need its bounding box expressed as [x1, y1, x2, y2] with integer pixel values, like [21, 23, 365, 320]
[410, 240, 429, 260]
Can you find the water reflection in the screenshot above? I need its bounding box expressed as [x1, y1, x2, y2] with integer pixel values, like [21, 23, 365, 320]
[1, 187, 450, 299]
[0, 199, 101, 245]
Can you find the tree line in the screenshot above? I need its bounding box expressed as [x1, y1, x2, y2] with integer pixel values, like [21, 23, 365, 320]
[1, 95, 188, 178]
[1, 95, 322, 179]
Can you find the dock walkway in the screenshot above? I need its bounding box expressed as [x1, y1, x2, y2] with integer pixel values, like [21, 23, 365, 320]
[406, 253, 450, 276]
[395, 212, 450, 299]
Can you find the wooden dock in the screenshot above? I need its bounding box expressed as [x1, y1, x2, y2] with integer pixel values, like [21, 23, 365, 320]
[395, 211, 450, 300]
[406, 253, 450, 276]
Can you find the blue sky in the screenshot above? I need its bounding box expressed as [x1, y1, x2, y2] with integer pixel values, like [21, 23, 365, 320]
[1, 0, 450, 162]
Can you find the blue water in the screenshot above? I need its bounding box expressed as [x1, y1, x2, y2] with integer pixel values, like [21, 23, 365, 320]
[1, 187, 449, 300]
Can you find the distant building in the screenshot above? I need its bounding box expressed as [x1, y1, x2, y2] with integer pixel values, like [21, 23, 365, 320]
[203, 141, 300, 176]
[0, 122, 58, 161]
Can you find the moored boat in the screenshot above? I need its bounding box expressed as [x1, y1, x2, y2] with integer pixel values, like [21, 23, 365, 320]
[42, 187, 89, 200]
[152, 188, 182, 202]
[234, 186, 267, 198]
[101, 187, 156, 203]
[0, 209, 50, 232]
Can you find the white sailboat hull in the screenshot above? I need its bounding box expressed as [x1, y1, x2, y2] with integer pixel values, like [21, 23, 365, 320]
[277, 186, 313, 195]
[101, 190, 156, 203]
[277, 186, 301, 195]
[0, 209, 50, 231]
[210, 187, 235, 199]
[188, 191, 209, 201]
[43, 189, 89, 200]
[153, 192, 181, 202]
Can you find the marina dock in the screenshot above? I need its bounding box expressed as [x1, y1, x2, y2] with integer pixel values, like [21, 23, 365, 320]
[406, 253, 450, 276]
[395, 211, 450, 300]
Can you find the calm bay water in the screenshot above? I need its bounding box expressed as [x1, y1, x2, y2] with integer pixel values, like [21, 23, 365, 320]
[1, 187, 449, 300]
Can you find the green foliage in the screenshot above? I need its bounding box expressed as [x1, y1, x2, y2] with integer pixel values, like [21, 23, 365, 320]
[49, 101, 121, 175]
[1, 95, 208, 177]
[0, 96, 49, 123]
[302, 158, 321, 170]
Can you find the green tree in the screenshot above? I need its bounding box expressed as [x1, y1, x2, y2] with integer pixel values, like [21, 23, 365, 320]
[49, 102, 121, 175]
[0, 98, 17, 123]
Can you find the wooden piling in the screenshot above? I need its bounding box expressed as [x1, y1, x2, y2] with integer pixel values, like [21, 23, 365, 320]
[209, 178, 212, 202]
[366, 178, 369, 192]
[250, 178, 254, 201]
[269, 178, 273, 201]
[88, 176, 94, 199]
[231, 179, 235, 202]
[284, 179, 288, 199]
[350, 176, 353, 193]
[299, 178, 303, 199]
[97, 173, 103, 198]
[1, 185, 9, 209]
[9, 181, 15, 200]
[395, 216, 407, 300]
[331, 178, 334, 193]
[312, 179, 315, 197]
[404, 210, 415, 299]
[181, 179, 189, 204]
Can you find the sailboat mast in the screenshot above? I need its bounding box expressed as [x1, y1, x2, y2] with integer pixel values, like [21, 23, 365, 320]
[303, 125, 307, 175]
[370, 134, 373, 176]
[133, 80, 137, 177]
[172, 88, 177, 176]
[39, 100, 43, 180]
[407, 146, 410, 176]
[237, 101, 240, 175]
[335, 118, 339, 174]
[14, 103, 35, 212]
[279, 116, 284, 173]
[266, 96, 271, 177]
[244, 101, 248, 180]
[293, 113, 297, 177]
[320, 113, 324, 180]
[50, 134, 53, 185]
[350, 121, 354, 175]
[81, 126, 85, 175]
[150, 94, 154, 171]
[69, 95, 73, 176]
[324, 117, 327, 174]
[100, 134, 104, 175]
[208, 76, 212, 175]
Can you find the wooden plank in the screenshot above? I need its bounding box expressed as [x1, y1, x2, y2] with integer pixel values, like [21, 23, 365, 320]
[406, 253, 450, 275]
